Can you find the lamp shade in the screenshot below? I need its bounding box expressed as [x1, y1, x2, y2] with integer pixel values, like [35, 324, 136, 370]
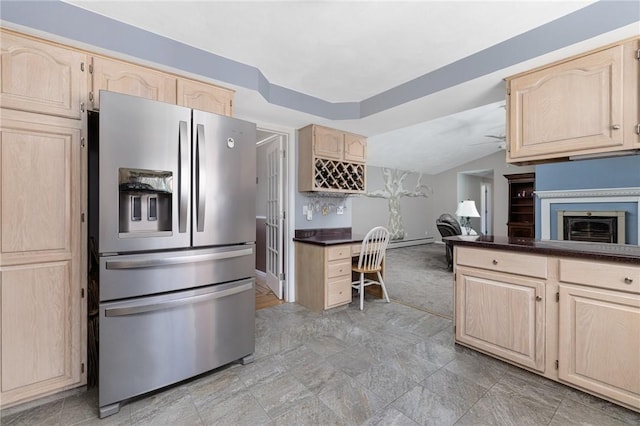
[456, 200, 480, 218]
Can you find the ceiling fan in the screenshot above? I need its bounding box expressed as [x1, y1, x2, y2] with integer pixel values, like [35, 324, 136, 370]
[470, 134, 507, 150]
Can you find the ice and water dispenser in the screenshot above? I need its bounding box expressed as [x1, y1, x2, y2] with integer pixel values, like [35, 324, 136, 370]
[118, 168, 173, 236]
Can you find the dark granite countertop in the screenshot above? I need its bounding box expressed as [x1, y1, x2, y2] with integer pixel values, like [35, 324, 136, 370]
[293, 227, 366, 246]
[445, 235, 640, 264]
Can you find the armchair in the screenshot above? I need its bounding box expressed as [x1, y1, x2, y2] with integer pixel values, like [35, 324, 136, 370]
[436, 213, 462, 271]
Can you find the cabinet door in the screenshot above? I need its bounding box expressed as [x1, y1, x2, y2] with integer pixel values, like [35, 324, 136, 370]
[0, 261, 82, 406]
[344, 133, 366, 163]
[313, 126, 343, 160]
[0, 111, 82, 265]
[91, 56, 177, 108]
[455, 267, 545, 371]
[0, 111, 85, 407]
[0, 31, 87, 119]
[177, 78, 233, 116]
[558, 284, 640, 409]
[508, 44, 625, 161]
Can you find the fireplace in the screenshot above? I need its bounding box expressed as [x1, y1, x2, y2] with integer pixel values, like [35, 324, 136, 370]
[557, 211, 625, 243]
[537, 187, 640, 244]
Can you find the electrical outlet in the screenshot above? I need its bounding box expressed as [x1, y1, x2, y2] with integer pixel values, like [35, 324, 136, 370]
[303, 205, 308, 215]
[306, 209, 313, 221]
[337, 205, 344, 215]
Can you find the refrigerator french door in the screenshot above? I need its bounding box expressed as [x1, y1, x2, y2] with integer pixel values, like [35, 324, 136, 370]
[89, 91, 257, 418]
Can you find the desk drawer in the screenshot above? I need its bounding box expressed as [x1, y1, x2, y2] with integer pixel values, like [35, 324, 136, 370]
[328, 259, 351, 278]
[456, 247, 547, 279]
[327, 245, 351, 261]
[326, 277, 352, 308]
[559, 259, 640, 293]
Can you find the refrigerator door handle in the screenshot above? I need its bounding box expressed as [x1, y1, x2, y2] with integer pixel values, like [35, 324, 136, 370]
[196, 124, 206, 232]
[105, 247, 254, 270]
[104, 281, 253, 317]
[178, 120, 189, 233]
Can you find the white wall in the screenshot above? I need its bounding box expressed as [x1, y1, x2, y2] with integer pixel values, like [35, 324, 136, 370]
[457, 173, 486, 232]
[352, 166, 433, 239]
[430, 150, 534, 240]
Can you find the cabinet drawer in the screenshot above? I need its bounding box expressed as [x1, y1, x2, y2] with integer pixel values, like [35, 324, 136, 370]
[559, 259, 640, 293]
[328, 259, 351, 278]
[456, 247, 547, 279]
[327, 245, 351, 261]
[326, 277, 352, 308]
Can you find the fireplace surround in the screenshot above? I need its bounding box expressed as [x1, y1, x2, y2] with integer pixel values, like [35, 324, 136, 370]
[537, 187, 640, 244]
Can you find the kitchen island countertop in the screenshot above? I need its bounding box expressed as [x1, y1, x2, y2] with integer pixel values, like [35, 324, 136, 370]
[445, 235, 640, 264]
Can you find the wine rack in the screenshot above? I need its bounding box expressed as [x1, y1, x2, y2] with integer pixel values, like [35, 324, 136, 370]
[314, 159, 365, 191]
[298, 124, 367, 194]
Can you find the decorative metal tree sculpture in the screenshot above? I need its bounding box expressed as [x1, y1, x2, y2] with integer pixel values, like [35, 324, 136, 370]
[366, 168, 432, 240]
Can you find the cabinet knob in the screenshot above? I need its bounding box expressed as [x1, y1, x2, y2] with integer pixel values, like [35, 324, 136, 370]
[612, 124, 621, 130]
[624, 277, 633, 284]
[535, 296, 542, 301]
[492, 259, 498, 265]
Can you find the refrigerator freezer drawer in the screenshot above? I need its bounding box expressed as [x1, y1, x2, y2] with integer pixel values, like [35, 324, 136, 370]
[99, 279, 255, 415]
[99, 245, 255, 301]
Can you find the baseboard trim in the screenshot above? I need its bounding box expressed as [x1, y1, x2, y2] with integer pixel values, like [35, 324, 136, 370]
[388, 237, 435, 249]
[255, 269, 266, 279]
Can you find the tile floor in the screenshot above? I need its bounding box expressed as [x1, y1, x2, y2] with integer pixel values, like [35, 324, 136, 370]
[2, 300, 639, 425]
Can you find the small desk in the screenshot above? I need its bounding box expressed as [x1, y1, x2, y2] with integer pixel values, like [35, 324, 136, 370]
[294, 229, 385, 313]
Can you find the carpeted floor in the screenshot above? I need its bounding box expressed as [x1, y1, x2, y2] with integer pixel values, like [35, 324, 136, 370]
[384, 243, 453, 319]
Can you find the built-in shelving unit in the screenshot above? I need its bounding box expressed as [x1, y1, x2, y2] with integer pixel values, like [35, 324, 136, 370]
[505, 172, 535, 238]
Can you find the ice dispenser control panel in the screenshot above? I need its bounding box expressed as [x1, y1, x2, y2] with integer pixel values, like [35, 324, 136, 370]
[118, 168, 173, 237]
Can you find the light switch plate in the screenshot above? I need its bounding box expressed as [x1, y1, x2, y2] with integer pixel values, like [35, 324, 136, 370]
[306, 209, 313, 220]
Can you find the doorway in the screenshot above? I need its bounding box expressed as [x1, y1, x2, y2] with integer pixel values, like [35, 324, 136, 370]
[457, 169, 493, 234]
[256, 128, 287, 308]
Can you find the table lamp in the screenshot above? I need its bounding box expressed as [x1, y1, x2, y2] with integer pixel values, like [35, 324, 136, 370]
[456, 200, 480, 235]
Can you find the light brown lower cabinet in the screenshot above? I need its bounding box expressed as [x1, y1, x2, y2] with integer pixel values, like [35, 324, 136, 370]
[0, 109, 86, 407]
[455, 266, 545, 372]
[454, 246, 640, 412]
[295, 242, 353, 313]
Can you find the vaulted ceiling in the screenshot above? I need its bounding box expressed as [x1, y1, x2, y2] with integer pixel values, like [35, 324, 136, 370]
[3, 1, 638, 173]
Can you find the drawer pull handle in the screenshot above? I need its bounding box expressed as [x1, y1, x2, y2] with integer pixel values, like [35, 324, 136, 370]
[535, 296, 542, 301]
[492, 259, 498, 265]
[624, 277, 633, 284]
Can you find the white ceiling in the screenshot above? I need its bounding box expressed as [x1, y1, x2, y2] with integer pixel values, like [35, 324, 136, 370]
[61, 1, 639, 174]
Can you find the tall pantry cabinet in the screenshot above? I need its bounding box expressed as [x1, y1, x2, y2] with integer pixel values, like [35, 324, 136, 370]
[0, 30, 87, 407]
[0, 27, 237, 409]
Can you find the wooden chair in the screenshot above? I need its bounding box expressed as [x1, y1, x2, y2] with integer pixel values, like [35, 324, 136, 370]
[352, 226, 390, 310]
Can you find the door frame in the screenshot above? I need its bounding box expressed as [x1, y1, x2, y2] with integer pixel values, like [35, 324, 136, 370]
[256, 124, 295, 302]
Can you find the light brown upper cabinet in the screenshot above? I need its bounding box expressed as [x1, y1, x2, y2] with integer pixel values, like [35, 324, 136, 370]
[313, 125, 343, 160]
[0, 30, 87, 119]
[506, 37, 639, 164]
[298, 124, 367, 193]
[177, 78, 233, 116]
[344, 132, 367, 163]
[91, 56, 177, 108]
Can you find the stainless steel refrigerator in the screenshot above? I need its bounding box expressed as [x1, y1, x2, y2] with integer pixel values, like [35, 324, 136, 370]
[88, 91, 256, 418]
